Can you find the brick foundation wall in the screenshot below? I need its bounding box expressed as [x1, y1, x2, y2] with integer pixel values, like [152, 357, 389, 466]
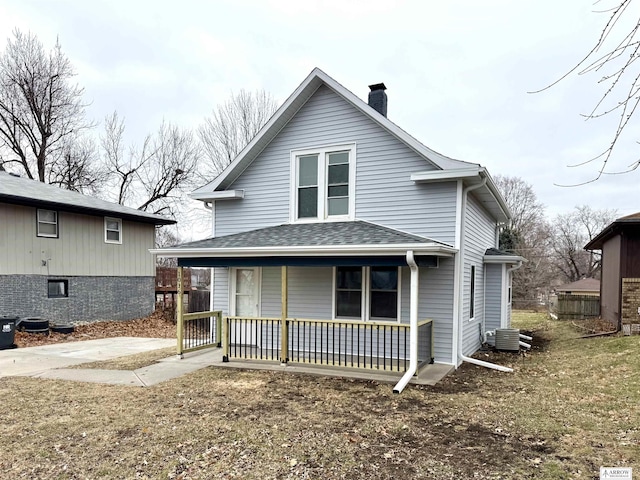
[621, 278, 640, 335]
[0, 275, 155, 323]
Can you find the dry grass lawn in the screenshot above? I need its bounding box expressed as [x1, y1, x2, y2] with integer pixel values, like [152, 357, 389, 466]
[1, 311, 638, 479]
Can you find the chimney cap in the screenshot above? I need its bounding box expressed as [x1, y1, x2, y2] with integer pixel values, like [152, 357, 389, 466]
[368, 83, 387, 92]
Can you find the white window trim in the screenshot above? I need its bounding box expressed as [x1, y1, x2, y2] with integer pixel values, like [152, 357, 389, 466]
[469, 264, 476, 322]
[37, 209, 58, 238]
[332, 266, 401, 323]
[104, 217, 123, 244]
[289, 143, 356, 223]
[229, 267, 262, 317]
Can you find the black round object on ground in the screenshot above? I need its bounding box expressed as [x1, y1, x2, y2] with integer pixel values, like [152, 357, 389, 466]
[50, 324, 74, 334]
[20, 318, 49, 331]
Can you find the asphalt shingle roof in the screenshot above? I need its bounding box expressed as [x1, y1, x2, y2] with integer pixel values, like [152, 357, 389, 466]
[175, 221, 447, 249]
[0, 171, 175, 225]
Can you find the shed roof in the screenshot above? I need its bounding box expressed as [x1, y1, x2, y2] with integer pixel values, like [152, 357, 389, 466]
[585, 212, 640, 250]
[555, 278, 600, 293]
[0, 171, 175, 225]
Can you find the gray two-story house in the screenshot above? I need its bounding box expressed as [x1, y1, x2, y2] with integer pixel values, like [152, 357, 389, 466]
[154, 68, 523, 391]
[0, 171, 175, 322]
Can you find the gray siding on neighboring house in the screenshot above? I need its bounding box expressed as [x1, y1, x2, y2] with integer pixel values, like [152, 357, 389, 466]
[215, 85, 456, 244]
[461, 193, 497, 356]
[484, 263, 503, 346]
[0, 275, 154, 322]
[0, 203, 156, 276]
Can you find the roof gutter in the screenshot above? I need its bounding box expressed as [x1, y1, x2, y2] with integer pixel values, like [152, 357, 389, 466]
[151, 243, 457, 258]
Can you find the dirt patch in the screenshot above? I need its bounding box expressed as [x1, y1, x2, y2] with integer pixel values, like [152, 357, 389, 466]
[571, 317, 618, 335]
[14, 309, 175, 348]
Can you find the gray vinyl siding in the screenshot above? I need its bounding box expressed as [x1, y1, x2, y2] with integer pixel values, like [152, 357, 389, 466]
[215, 84, 456, 244]
[211, 267, 229, 316]
[0, 203, 155, 276]
[461, 193, 497, 356]
[260, 267, 282, 317]
[484, 263, 503, 346]
[401, 261, 454, 364]
[288, 267, 334, 318]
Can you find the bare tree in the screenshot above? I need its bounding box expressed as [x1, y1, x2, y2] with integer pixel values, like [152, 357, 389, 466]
[101, 112, 200, 216]
[199, 89, 278, 179]
[155, 225, 180, 267]
[551, 205, 617, 281]
[47, 135, 106, 194]
[494, 175, 554, 306]
[537, 1, 640, 182]
[0, 29, 91, 181]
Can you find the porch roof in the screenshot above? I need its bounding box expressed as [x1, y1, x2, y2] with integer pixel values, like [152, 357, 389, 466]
[152, 221, 457, 267]
[483, 248, 526, 264]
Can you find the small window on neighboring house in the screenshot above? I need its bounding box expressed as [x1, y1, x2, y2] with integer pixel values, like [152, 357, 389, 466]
[470, 265, 476, 320]
[105, 217, 122, 244]
[37, 209, 58, 238]
[48, 279, 68, 298]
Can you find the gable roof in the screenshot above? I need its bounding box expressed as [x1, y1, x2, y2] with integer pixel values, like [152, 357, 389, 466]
[0, 171, 175, 225]
[555, 278, 600, 293]
[152, 220, 457, 258]
[190, 67, 477, 201]
[584, 212, 640, 250]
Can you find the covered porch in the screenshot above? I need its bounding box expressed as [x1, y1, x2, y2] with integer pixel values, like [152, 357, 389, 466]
[154, 221, 457, 391]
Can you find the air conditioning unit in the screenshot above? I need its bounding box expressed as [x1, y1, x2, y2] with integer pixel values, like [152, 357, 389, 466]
[495, 328, 520, 351]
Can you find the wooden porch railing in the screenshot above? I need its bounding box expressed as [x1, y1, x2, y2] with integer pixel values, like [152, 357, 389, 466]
[222, 317, 434, 373]
[177, 310, 222, 356]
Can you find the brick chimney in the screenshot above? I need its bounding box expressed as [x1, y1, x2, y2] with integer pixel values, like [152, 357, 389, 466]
[368, 83, 387, 117]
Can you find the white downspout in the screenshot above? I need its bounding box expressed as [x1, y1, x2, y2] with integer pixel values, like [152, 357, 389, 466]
[458, 177, 513, 373]
[393, 250, 419, 394]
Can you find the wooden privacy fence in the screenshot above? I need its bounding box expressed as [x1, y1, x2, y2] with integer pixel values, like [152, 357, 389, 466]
[222, 317, 434, 373]
[556, 294, 600, 320]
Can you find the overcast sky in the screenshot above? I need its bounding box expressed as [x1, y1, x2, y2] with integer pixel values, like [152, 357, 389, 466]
[1, 0, 637, 240]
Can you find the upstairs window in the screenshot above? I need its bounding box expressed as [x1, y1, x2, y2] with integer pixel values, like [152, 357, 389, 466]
[291, 144, 355, 221]
[105, 217, 122, 244]
[37, 209, 58, 238]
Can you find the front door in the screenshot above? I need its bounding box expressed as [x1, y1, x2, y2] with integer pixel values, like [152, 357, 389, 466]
[230, 268, 260, 346]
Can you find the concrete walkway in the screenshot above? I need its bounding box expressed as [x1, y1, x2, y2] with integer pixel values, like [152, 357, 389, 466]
[0, 337, 452, 388]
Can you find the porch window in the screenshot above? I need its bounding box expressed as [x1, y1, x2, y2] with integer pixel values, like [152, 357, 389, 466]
[37, 209, 58, 238]
[335, 266, 362, 317]
[335, 266, 399, 321]
[291, 144, 355, 221]
[370, 267, 398, 319]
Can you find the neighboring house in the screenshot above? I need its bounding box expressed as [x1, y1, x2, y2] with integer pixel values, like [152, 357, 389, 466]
[0, 171, 175, 322]
[585, 212, 640, 331]
[555, 278, 600, 297]
[153, 68, 524, 386]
